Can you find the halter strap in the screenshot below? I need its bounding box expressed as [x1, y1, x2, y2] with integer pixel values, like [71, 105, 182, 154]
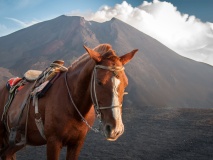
[65, 64, 125, 133]
[95, 65, 124, 72]
[91, 65, 124, 114]
[98, 105, 122, 110]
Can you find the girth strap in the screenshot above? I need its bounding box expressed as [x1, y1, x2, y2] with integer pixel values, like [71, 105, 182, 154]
[32, 72, 61, 140]
[33, 94, 46, 140]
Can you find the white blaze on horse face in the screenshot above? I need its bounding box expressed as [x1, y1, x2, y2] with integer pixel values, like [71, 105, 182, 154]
[111, 76, 121, 120]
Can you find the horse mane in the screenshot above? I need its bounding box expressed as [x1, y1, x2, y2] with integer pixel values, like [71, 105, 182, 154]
[70, 44, 113, 70]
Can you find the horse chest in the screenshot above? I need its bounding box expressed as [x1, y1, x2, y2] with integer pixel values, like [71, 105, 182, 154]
[59, 122, 88, 144]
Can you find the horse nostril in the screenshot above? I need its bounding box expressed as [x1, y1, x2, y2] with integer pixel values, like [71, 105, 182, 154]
[116, 130, 120, 136]
[105, 124, 112, 134]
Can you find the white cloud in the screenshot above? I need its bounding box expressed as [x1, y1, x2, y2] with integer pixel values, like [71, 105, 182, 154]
[69, 0, 213, 66]
[208, 22, 213, 31]
[0, 18, 40, 37]
[5, 17, 39, 28]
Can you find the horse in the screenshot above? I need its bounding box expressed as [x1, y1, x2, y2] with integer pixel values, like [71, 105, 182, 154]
[0, 44, 137, 160]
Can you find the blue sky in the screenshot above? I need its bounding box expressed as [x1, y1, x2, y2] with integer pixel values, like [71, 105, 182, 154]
[0, 0, 212, 37]
[1, 0, 213, 21]
[0, 0, 213, 66]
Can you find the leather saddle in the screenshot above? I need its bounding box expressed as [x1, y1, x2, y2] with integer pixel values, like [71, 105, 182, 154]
[23, 60, 68, 82]
[3, 60, 68, 147]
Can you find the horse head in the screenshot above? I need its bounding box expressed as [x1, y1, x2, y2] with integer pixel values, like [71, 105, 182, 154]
[84, 46, 138, 141]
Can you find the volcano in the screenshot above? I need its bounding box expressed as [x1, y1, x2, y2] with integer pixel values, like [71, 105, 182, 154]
[0, 15, 213, 108]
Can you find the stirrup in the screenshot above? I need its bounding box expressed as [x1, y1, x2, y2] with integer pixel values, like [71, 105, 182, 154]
[9, 127, 26, 146]
[15, 134, 26, 146]
[9, 127, 17, 145]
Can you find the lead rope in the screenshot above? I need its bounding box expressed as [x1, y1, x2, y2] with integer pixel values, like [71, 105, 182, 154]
[65, 72, 100, 133]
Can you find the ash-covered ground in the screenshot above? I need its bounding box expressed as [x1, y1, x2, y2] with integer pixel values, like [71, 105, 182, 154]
[17, 106, 213, 160]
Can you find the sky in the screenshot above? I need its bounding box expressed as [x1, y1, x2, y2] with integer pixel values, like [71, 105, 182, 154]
[0, 0, 213, 65]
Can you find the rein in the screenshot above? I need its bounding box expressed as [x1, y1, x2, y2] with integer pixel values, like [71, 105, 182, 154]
[65, 71, 99, 133]
[65, 65, 124, 133]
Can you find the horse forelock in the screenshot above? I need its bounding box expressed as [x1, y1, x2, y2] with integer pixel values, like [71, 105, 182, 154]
[70, 44, 112, 70]
[93, 44, 112, 55]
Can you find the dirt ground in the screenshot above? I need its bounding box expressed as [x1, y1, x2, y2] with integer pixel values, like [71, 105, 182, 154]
[16, 106, 213, 160]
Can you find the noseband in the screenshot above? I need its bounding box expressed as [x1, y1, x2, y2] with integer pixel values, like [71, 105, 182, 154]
[65, 65, 124, 133]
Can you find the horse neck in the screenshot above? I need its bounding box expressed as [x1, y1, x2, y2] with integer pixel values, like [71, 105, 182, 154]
[66, 60, 95, 117]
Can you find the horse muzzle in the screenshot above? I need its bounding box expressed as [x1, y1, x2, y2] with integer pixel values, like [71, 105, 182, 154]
[104, 123, 124, 141]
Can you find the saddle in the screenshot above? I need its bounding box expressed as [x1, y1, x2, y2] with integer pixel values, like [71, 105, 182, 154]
[2, 60, 68, 146]
[24, 70, 42, 81]
[24, 60, 68, 82]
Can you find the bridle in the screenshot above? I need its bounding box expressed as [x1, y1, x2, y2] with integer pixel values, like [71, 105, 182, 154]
[90, 65, 124, 116]
[65, 64, 125, 133]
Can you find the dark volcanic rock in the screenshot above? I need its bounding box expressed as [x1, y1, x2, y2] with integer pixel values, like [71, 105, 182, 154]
[16, 107, 213, 160]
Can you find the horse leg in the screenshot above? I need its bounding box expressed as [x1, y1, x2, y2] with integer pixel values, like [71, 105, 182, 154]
[0, 126, 4, 152]
[0, 124, 6, 159]
[1, 154, 16, 160]
[46, 137, 62, 160]
[66, 139, 85, 160]
[1, 144, 24, 160]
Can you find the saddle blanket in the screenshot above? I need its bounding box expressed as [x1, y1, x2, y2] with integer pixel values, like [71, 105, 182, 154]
[6, 77, 24, 91]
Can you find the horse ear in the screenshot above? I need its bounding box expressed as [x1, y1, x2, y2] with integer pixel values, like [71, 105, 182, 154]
[83, 45, 102, 62]
[120, 49, 138, 65]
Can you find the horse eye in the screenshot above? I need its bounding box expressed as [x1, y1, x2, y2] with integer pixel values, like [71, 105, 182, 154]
[97, 80, 103, 86]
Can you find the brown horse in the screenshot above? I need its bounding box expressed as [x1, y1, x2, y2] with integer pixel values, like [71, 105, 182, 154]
[0, 44, 137, 160]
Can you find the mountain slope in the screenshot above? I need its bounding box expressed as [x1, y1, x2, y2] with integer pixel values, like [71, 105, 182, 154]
[0, 15, 213, 108]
